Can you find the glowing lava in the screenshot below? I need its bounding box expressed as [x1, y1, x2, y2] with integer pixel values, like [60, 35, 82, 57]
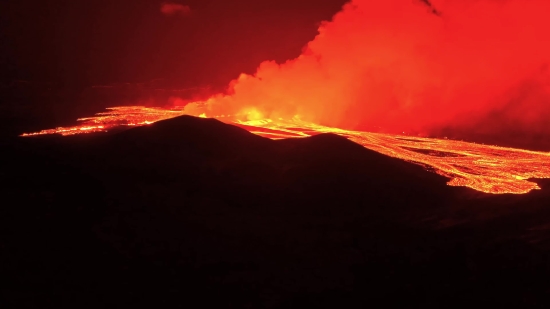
[21, 106, 187, 136]
[21, 106, 550, 195]
[19, 0, 550, 195]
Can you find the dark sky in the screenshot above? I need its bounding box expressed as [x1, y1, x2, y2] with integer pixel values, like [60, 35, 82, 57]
[0, 0, 348, 88]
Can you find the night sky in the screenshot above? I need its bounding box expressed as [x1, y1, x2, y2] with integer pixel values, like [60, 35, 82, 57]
[3, 0, 550, 151]
[0, 0, 347, 88]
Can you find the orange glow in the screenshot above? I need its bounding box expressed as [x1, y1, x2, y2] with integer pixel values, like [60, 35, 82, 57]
[177, 0, 550, 136]
[19, 0, 550, 195]
[21, 106, 550, 195]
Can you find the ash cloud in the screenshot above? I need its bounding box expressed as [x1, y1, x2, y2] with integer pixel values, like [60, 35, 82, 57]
[160, 2, 191, 16]
[183, 0, 550, 138]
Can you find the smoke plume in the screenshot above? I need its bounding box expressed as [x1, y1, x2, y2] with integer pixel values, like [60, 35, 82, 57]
[183, 0, 550, 136]
[161, 2, 191, 16]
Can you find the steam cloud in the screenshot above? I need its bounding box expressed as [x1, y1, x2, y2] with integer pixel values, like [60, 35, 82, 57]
[161, 2, 191, 16]
[183, 0, 550, 136]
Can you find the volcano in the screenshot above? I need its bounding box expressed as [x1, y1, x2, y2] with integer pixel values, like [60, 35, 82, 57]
[3, 115, 550, 308]
[21, 106, 550, 194]
[3, 0, 550, 306]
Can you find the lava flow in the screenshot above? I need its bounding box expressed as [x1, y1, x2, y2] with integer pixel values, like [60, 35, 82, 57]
[21, 106, 550, 195]
[20, 0, 550, 195]
[21, 106, 188, 136]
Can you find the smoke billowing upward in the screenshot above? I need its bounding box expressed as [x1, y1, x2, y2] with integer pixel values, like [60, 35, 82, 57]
[182, 0, 550, 136]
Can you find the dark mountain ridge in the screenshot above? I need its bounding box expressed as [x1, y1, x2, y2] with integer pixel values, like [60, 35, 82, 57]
[2, 116, 550, 308]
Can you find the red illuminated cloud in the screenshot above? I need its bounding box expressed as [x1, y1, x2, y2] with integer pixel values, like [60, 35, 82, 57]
[180, 0, 550, 138]
[160, 2, 191, 16]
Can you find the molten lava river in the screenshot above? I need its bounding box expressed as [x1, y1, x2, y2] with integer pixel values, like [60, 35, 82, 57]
[22, 106, 550, 195]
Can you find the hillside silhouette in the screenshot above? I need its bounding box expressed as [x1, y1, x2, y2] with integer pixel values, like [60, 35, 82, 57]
[2, 116, 550, 308]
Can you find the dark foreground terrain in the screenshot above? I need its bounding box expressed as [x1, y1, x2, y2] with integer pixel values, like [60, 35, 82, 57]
[2, 115, 550, 308]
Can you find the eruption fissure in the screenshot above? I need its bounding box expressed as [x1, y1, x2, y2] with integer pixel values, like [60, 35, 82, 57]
[21, 106, 550, 195]
[20, 0, 550, 195]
